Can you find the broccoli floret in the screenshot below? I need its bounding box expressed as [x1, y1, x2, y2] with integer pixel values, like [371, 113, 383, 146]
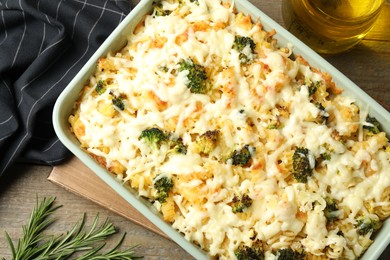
[233, 36, 256, 52]
[235, 244, 264, 260]
[314, 102, 329, 124]
[194, 130, 220, 155]
[233, 36, 256, 63]
[308, 81, 321, 96]
[112, 96, 125, 111]
[324, 197, 339, 222]
[95, 80, 106, 95]
[139, 127, 168, 149]
[320, 152, 331, 161]
[172, 138, 187, 154]
[178, 59, 208, 94]
[292, 147, 314, 183]
[153, 175, 174, 203]
[153, 2, 171, 16]
[356, 216, 381, 235]
[363, 116, 381, 135]
[275, 248, 306, 260]
[175, 142, 187, 154]
[228, 145, 254, 166]
[167, 136, 187, 154]
[231, 194, 253, 213]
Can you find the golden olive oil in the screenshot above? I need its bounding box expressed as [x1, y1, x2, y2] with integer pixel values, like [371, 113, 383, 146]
[282, 0, 385, 54]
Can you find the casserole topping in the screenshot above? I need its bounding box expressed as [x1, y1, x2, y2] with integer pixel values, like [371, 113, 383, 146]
[69, 0, 390, 259]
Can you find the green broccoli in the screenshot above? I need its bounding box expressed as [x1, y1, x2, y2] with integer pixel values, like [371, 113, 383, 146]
[292, 147, 314, 183]
[194, 130, 220, 155]
[175, 143, 187, 154]
[324, 197, 339, 222]
[228, 145, 254, 166]
[275, 248, 306, 260]
[233, 36, 256, 52]
[235, 244, 264, 260]
[172, 138, 187, 154]
[112, 96, 125, 111]
[153, 175, 174, 203]
[233, 35, 256, 63]
[363, 116, 381, 135]
[356, 216, 381, 235]
[320, 152, 331, 161]
[308, 81, 321, 96]
[178, 59, 208, 94]
[153, 2, 171, 16]
[95, 80, 106, 95]
[139, 127, 168, 149]
[231, 194, 253, 213]
[314, 102, 329, 124]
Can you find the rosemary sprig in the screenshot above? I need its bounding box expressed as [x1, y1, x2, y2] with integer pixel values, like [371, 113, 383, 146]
[3, 196, 142, 260]
[4, 196, 61, 260]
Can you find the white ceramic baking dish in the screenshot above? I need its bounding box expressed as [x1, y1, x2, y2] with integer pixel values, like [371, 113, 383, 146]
[53, 0, 390, 259]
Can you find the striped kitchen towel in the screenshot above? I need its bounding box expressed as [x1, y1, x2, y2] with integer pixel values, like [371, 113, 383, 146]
[0, 0, 132, 176]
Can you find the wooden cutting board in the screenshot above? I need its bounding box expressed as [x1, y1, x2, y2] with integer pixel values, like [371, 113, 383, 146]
[48, 156, 169, 239]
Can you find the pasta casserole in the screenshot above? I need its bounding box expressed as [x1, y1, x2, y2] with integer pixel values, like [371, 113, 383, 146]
[68, 0, 390, 259]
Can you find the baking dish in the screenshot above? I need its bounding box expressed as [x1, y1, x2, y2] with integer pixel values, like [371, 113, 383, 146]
[53, 0, 390, 259]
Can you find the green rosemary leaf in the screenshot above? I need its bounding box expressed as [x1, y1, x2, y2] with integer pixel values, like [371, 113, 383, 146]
[75, 243, 106, 260]
[4, 232, 16, 258]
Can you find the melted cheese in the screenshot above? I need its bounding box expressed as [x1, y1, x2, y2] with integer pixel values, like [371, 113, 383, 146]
[70, 0, 390, 259]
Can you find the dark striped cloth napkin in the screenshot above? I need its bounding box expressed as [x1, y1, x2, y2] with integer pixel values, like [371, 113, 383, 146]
[0, 0, 133, 176]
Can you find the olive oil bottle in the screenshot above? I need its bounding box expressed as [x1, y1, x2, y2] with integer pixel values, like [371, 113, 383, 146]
[282, 0, 385, 54]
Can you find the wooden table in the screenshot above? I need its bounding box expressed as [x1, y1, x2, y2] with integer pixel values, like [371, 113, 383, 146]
[1, 0, 389, 259]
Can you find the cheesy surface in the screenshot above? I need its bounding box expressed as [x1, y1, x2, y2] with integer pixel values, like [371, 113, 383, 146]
[69, 0, 390, 259]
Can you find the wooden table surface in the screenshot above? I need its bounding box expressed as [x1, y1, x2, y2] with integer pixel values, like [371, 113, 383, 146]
[1, 0, 389, 259]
